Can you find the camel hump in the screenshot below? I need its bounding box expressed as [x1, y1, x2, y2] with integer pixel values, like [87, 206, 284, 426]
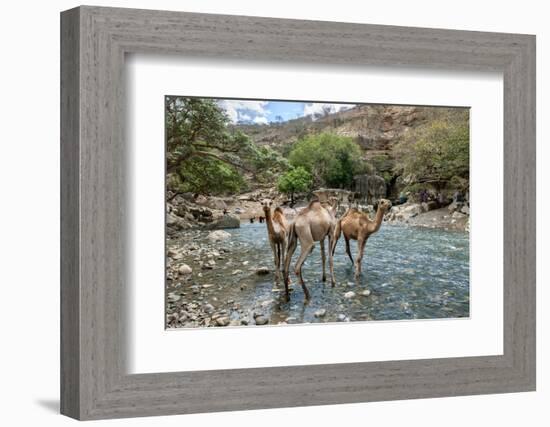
[307, 200, 322, 209]
[274, 206, 284, 215]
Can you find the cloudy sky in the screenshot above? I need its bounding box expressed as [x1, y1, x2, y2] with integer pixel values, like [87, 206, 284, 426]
[216, 99, 356, 125]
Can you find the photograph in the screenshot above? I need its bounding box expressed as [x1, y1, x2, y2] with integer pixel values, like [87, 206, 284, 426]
[165, 97, 470, 328]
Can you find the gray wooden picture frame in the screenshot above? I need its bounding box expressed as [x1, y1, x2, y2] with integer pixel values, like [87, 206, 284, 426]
[60, 5, 536, 420]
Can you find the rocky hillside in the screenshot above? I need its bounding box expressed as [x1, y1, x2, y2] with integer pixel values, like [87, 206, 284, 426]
[235, 104, 467, 197]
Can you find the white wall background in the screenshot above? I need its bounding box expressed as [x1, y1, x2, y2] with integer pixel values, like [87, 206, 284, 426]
[0, 0, 546, 425]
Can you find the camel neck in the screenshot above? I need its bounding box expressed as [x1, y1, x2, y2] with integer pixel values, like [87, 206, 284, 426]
[264, 209, 275, 235]
[371, 207, 385, 232]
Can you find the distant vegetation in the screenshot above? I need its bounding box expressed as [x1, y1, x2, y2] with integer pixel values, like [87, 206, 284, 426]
[393, 110, 469, 193]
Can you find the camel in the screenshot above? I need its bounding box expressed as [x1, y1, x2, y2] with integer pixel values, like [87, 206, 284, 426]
[261, 199, 289, 284]
[283, 199, 337, 301]
[331, 199, 392, 279]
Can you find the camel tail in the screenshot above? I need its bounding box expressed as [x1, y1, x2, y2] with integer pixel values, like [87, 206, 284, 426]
[287, 222, 297, 252]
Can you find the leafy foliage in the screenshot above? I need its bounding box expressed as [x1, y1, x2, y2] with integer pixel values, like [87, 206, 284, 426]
[287, 133, 366, 188]
[277, 167, 313, 205]
[166, 97, 285, 194]
[393, 111, 469, 192]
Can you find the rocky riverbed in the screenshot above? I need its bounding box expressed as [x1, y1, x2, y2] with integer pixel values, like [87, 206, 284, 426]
[166, 221, 470, 329]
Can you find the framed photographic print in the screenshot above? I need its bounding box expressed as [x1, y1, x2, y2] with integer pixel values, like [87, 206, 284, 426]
[61, 6, 536, 420]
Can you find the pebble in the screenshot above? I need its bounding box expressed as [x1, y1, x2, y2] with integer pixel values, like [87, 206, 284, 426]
[255, 266, 270, 275]
[255, 316, 269, 325]
[360, 289, 371, 296]
[215, 317, 230, 326]
[232, 269, 243, 275]
[286, 316, 299, 324]
[314, 309, 327, 318]
[167, 292, 181, 302]
[178, 264, 192, 275]
[337, 314, 348, 322]
[344, 291, 356, 299]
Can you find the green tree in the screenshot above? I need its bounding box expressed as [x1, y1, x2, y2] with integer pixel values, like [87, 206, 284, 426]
[277, 167, 312, 206]
[165, 97, 285, 195]
[288, 133, 366, 188]
[393, 112, 469, 192]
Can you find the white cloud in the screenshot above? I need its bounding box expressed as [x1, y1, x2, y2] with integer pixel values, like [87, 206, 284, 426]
[303, 103, 356, 120]
[217, 100, 269, 124]
[253, 116, 268, 125]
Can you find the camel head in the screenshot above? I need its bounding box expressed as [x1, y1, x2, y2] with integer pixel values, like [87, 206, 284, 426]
[377, 198, 392, 212]
[261, 198, 273, 213]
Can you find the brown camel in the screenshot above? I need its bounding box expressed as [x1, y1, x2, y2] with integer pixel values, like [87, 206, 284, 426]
[283, 200, 337, 301]
[261, 199, 288, 284]
[331, 199, 392, 279]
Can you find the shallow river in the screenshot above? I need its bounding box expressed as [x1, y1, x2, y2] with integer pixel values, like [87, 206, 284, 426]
[168, 222, 469, 326]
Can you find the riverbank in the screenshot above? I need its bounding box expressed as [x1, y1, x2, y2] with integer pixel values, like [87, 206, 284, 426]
[167, 190, 470, 234]
[385, 201, 470, 232]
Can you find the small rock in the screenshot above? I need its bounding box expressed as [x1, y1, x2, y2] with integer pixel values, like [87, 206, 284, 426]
[286, 316, 299, 324]
[207, 259, 216, 266]
[178, 264, 192, 275]
[207, 230, 231, 242]
[242, 261, 249, 266]
[167, 292, 181, 302]
[203, 303, 215, 314]
[240, 318, 249, 325]
[260, 299, 274, 308]
[232, 269, 243, 275]
[255, 266, 270, 275]
[255, 316, 269, 325]
[314, 309, 327, 318]
[337, 314, 347, 322]
[215, 317, 230, 326]
[360, 289, 371, 297]
[344, 291, 356, 299]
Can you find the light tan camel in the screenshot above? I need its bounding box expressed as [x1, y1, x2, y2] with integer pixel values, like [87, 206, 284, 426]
[331, 199, 392, 279]
[261, 199, 288, 284]
[283, 200, 337, 301]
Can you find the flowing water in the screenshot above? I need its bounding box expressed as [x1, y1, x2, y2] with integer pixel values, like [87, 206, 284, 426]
[167, 222, 469, 327]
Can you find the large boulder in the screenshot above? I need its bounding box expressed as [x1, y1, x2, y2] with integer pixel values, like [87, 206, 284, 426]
[166, 213, 189, 231]
[203, 197, 228, 211]
[205, 214, 240, 230]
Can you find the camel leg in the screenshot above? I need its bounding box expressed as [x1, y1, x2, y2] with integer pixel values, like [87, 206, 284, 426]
[345, 236, 354, 264]
[294, 241, 314, 300]
[279, 238, 286, 280]
[328, 233, 336, 287]
[355, 237, 367, 279]
[269, 240, 280, 284]
[284, 235, 297, 301]
[320, 239, 326, 282]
